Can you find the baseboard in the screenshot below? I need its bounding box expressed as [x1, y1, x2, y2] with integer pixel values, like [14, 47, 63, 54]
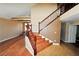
[0, 32, 23, 43]
[53, 43, 60, 45]
[0, 36, 17, 43]
[61, 40, 76, 43]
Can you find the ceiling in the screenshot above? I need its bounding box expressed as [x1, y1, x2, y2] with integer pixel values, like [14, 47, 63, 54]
[0, 3, 36, 19]
[60, 4, 79, 22]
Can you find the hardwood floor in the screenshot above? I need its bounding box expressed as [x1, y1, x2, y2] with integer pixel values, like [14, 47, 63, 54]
[0, 35, 32, 56]
[37, 42, 79, 56]
[0, 33, 79, 56]
[0, 33, 51, 56]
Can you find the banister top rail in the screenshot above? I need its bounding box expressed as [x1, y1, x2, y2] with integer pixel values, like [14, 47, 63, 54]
[40, 15, 60, 32]
[39, 5, 63, 24]
[39, 4, 79, 33]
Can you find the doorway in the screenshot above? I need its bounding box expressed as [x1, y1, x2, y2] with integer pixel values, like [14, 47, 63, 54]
[76, 25, 79, 46]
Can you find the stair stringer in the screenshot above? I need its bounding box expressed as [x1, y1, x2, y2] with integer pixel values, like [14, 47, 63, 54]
[25, 35, 34, 56]
[39, 34, 60, 45]
[38, 34, 53, 43]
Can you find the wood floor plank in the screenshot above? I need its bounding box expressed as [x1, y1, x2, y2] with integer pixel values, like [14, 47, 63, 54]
[0, 32, 52, 56]
[0, 35, 32, 56]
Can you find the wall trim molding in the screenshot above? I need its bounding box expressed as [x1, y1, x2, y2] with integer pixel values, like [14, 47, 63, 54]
[0, 32, 23, 43]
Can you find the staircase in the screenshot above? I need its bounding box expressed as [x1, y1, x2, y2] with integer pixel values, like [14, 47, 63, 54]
[25, 4, 78, 56]
[25, 21, 52, 55]
[28, 32, 52, 54]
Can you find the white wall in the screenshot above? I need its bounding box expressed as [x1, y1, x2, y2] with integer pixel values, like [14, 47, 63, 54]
[0, 18, 23, 42]
[40, 17, 61, 43]
[31, 3, 57, 32]
[71, 20, 79, 25]
[25, 36, 34, 56]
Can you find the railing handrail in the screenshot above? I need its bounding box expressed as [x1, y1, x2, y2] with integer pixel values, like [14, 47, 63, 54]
[39, 5, 63, 24]
[39, 4, 78, 33]
[40, 15, 60, 32]
[39, 5, 62, 33]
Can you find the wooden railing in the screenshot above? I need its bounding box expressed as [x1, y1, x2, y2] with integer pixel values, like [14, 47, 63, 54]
[38, 4, 78, 33]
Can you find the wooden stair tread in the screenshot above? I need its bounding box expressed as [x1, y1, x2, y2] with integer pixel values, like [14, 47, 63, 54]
[25, 31, 52, 55]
